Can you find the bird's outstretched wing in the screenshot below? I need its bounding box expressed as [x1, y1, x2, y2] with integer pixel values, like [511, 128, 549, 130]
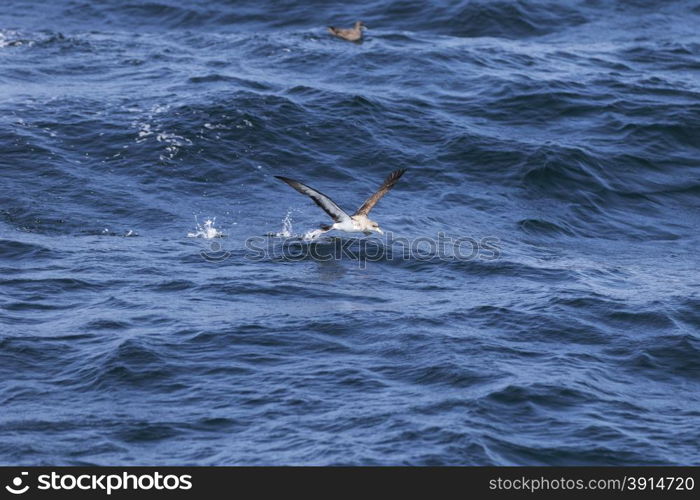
[354, 168, 407, 216]
[275, 176, 351, 223]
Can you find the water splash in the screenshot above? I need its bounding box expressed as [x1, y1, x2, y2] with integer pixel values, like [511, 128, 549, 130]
[268, 210, 328, 240]
[302, 229, 326, 241]
[187, 216, 223, 239]
[271, 210, 295, 238]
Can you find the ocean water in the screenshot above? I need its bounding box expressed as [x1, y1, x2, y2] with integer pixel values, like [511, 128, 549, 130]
[1, 0, 699, 465]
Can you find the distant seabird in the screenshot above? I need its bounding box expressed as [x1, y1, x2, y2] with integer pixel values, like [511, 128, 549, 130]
[328, 21, 366, 42]
[275, 169, 406, 236]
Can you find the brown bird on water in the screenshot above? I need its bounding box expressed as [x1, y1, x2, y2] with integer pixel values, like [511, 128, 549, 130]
[328, 21, 366, 42]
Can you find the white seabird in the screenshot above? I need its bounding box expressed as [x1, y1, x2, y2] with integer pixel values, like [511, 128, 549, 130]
[275, 168, 407, 237]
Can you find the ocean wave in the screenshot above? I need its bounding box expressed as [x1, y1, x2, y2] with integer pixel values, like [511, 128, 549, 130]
[2, 0, 699, 466]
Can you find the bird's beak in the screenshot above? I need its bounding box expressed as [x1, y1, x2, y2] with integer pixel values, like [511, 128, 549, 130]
[375, 227, 383, 235]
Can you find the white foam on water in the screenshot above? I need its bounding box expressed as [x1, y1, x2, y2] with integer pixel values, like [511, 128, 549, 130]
[302, 229, 325, 241]
[131, 103, 192, 161]
[0, 30, 29, 48]
[187, 216, 224, 239]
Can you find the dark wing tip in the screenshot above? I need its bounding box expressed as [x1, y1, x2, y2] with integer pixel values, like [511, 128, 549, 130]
[274, 175, 295, 184]
[386, 168, 407, 185]
[275, 176, 305, 192]
[353, 168, 408, 216]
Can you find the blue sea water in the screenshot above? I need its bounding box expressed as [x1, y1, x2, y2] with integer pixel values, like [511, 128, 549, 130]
[1, 0, 699, 465]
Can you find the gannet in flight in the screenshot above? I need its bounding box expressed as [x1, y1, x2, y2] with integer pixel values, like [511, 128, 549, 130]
[275, 169, 406, 236]
[328, 21, 366, 42]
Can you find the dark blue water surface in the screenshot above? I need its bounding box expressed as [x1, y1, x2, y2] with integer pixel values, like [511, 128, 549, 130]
[1, 0, 699, 465]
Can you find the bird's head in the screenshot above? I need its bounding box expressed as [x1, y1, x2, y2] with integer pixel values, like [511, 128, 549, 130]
[355, 21, 367, 31]
[369, 219, 383, 235]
